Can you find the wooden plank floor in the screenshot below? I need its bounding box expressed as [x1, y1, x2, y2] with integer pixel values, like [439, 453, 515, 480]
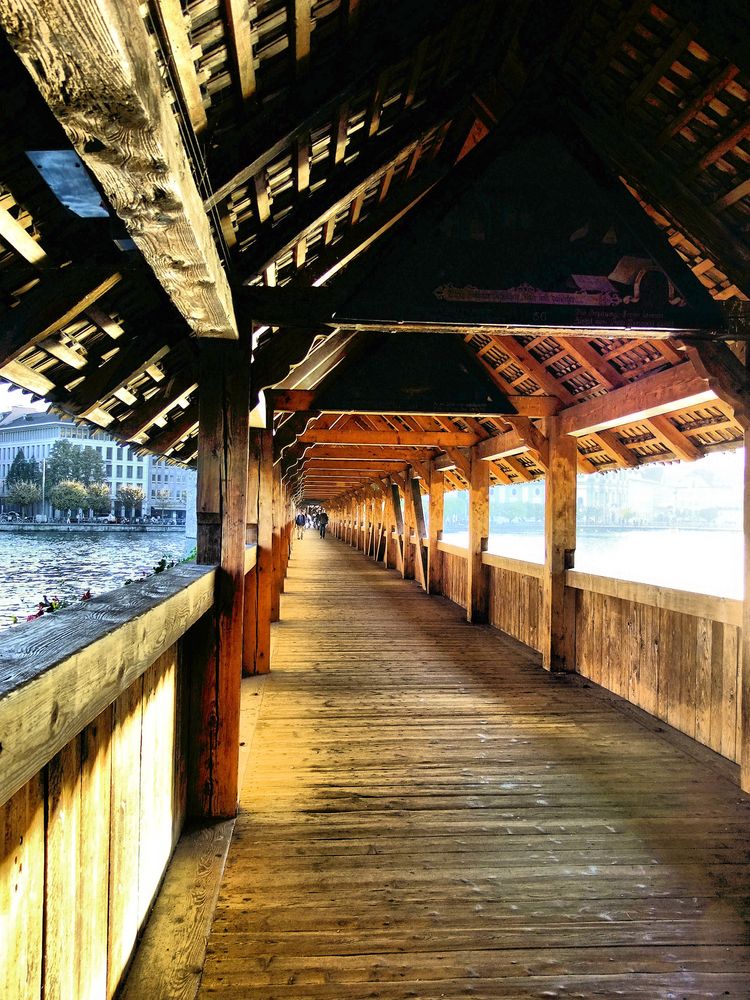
[198, 536, 750, 999]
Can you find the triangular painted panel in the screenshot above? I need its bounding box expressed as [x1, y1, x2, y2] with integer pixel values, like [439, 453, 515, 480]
[333, 127, 723, 335]
[311, 332, 516, 415]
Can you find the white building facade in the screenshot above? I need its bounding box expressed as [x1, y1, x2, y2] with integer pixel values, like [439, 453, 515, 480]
[0, 407, 194, 522]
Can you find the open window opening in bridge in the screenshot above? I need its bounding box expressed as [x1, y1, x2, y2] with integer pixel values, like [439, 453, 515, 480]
[441, 449, 743, 599]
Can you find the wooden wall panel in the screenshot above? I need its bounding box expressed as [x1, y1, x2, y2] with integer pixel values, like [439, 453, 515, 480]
[137, 649, 178, 926]
[1, 638, 189, 1000]
[575, 590, 741, 763]
[107, 677, 144, 996]
[488, 566, 543, 653]
[78, 706, 112, 1000]
[45, 737, 82, 999]
[0, 775, 44, 1000]
[440, 550, 467, 610]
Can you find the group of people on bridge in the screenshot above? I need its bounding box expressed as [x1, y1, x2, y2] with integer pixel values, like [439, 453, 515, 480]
[295, 509, 329, 540]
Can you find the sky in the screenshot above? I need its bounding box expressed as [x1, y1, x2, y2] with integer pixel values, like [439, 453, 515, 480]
[0, 383, 47, 413]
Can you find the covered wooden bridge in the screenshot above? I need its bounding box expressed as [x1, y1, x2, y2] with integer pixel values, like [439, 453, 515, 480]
[2, 0, 750, 996]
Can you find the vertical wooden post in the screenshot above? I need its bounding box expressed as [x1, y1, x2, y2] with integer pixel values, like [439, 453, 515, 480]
[374, 493, 385, 561]
[256, 428, 274, 673]
[390, 480, 404, 574]
[191, 335, 250, 818]
[541, 417, 577, 672]
[467, 447, 490, 623]
[400, 477, 415, 579]
[383, 487, 391, 568]
[428, 460, 444, 595]
[242, 434, 259, 677]
[409, 474, 428, 589]
[741, 424, 750, 792]
[271, 466, 281, 622]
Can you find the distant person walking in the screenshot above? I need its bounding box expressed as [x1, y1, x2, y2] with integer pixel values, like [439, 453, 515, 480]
[318, 511, 329, 538]
[295, 510, 306, 540]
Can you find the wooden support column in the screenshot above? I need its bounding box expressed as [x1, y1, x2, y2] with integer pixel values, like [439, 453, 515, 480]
[410, 475, 428, 589]
[374, 495, 385, 561]
[390, 481, 405, 574]
[467, 447, 490, 623]
[428, 461, 444, 595]
[257, 430, 274, 672]
[243, 434, 259, 676]
[401, 478, 415, 580]
[271, 466, 282, 621]
[742, 424, 750, 792]
[383, 489, 392, 568]
[541, 417, 577, 672]
[191, 335, 250, 818]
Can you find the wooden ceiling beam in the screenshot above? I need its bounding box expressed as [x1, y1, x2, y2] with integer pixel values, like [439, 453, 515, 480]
[145, 408, 199, 454]
[117, 367, 198, 440]
[0, 266, 121, 370]
[1, 0, 238, 339]
[288, 0, 312, 76]
[0, 201, 46, 264]
[571, 107, 750, 299]
[298, 429, 480, 446]
[65, 340, 173, 415]
[204, 0, 485, 207]
[154, 0, 207, 133]
[593, 429, 638, 467]
[647, 413, 702, 461]
[295, 169, 444, 287]
[226, 0, 256, 102]
[266, 386, 559, 417]
[237, 104, 459, 280]
[298, 446, 436, 461]
[559, 363, 715, 436]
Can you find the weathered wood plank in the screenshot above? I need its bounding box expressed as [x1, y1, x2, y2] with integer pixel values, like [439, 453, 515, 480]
[0, 0, 237, 338]
[566, 571, 742, 626]
[427, 461, 444, 595]
[77, 705, 112, 1000]
[541, 417, 576, 671]
[0, 563, 215, 809]
[107, 678, 143, 996]
[0, 775, 44, 1000]
[194, 336, 251, 817]
[466, 447, 489, 623]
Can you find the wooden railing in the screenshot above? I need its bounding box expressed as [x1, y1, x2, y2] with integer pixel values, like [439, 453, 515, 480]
[484, 553, 544, 653]
[568, 571, 742, 763]
[425, 543, 740, 760]
[0, 562, 217, 1000]
[438, 540, 468, 609]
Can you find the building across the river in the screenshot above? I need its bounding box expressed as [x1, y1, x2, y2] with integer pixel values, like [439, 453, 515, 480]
[0, 407, 195, 522]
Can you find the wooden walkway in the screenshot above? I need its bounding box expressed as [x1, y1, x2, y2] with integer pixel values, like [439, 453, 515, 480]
[197, 536, 750, 999]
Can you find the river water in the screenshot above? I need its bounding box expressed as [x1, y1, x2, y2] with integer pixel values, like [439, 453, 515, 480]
[0, 525, 742, 630]
[0, 529, 192, 627]
[442, 527, 743, 600]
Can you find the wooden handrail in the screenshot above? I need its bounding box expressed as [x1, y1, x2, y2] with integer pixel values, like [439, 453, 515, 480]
[437, 540, 469, 558]
[565, 569, 742, 626]
[482, 552, 543, 578]
[0, 562, 216, 807]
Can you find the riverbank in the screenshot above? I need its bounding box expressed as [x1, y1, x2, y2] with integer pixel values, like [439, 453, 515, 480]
[0, 523, 186, 533]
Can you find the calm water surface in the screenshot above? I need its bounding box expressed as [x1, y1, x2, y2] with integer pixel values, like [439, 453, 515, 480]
[0, 529, 192, 627]
[443, 528, 743, 600]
